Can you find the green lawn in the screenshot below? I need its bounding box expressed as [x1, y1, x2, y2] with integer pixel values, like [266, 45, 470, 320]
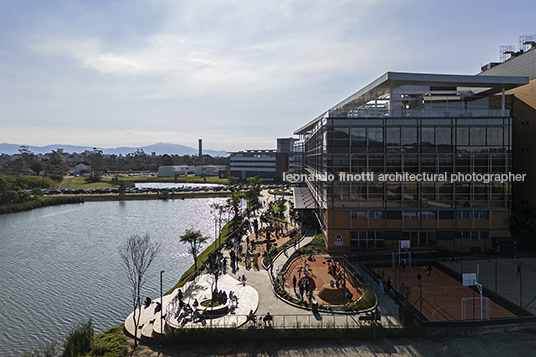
[63, 177, 115, 189]
[62, 175, 229, 189]
[117, 175, 229, 185]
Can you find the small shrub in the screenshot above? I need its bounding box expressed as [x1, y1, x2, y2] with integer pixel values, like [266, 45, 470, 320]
[62, 319, 94, 357]
[89, 325, 128, 357]
[84, 174, 102, 184]
[269, 247, 278, 258]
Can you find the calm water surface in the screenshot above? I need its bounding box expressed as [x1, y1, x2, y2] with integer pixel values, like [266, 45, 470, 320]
[0, 198, 227, 356]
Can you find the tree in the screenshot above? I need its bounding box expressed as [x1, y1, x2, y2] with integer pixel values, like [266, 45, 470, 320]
[43, 150, 69, 182]
[210, 203, 227, 245]
[118, 182, 126, 201]
[245, 176, 262, 210]
[118, 233, 160, 347]
[160, 154, 174, 166]
[179, 229, 209, 276]
[227, 191, 241, 230]
[85, 147, 107, 174]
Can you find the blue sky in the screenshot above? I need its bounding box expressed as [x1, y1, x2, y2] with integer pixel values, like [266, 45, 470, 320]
[1, 0, 535, 152]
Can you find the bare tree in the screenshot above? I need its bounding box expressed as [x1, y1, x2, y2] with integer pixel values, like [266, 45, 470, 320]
[119, 233, 160, 347]
[179, 229, 209, 276]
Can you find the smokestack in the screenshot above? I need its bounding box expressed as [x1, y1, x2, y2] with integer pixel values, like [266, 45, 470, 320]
[198, 139, 202, 157]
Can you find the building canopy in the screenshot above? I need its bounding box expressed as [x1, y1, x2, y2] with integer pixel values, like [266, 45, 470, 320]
[294, 71, 529, 135]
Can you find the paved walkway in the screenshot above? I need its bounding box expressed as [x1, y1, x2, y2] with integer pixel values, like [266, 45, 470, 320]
[124, 189, 401, 339]
[220, 190, 400, 328]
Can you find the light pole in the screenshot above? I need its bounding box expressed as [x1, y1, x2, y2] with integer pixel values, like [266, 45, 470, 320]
[520, 267, 523, 308]
[160, 270, 165, 336]
[495, 241, 499, 293]
[417, 272, 422, 312]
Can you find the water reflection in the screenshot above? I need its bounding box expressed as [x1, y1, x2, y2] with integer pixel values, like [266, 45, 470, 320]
[0, 198, 227, 357]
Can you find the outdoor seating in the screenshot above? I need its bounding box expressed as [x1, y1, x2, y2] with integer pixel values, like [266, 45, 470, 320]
[359, 311, 381, 322]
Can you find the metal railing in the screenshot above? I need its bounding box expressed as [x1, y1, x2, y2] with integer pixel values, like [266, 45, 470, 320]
[165, 312, 399, 330]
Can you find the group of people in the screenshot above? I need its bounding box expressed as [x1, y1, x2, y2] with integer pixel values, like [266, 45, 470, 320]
[327, 259, 347, 291]
[206, 250, 227, 275]
[246, 310, 274, 327]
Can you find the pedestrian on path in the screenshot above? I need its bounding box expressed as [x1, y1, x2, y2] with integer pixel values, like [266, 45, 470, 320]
[293, 275, 297, 291]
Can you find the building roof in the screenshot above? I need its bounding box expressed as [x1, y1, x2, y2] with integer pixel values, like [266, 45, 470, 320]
[294, 71, 529, 135]
[74, 161, 91, 166]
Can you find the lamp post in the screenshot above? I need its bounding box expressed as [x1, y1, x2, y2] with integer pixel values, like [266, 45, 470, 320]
[520, 267, 523, 308]
[417, 272, 422, 312]
[495, 241, 499, 293]
[160, 270, 165, 336]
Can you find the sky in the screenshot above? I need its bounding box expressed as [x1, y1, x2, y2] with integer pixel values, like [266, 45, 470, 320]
[0, 0, 535, 152]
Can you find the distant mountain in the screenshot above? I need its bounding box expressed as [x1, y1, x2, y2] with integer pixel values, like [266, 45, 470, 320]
[0, 142, 229, 157]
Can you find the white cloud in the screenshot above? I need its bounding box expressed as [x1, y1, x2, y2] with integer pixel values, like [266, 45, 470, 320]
[28, 0, 398, 98]
[4, 0, 536, 151]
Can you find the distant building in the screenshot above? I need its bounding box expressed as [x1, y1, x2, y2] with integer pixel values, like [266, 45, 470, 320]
[229, 150, 278, 181]
[229, 138, 299, 181]
[195, 165, 226, 176]
[74, 161, 91, 175]
[66, 153, 82, 168]
[158, 166, 195, 177]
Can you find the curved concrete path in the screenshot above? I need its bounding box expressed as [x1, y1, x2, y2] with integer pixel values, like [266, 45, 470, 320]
[124, 189, 401, 340]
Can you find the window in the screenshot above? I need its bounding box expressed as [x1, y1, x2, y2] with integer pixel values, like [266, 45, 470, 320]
[474, 211, 489, 219]
[471, 127, 487, 146]
[420, 211, 437, 219]
[457, 127, 469, 145]
[437, 127, 452, 146]
[456, 211, 472, 219]
[421, 127, 435, 145]
[386, 128, 401, 145]
[368, 182, 384, 200]
[350, 231, 384, 250]
[490, 127, 504, 146]
[455, 231, 489, 240]
[352, 211, 366, 219]
[403, 127, 418, 146]
[402, 231, 433, 248]
[403, 211, 418, 219]
[369, 128, 383, 144]
[369, 211, 384, 219]
[351, 211, 384, 219]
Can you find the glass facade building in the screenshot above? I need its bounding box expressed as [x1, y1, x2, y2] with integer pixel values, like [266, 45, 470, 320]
[294, 72, 529, 253]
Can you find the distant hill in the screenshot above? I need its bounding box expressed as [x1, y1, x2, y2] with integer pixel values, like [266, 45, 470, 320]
[0, 142, 229, 157]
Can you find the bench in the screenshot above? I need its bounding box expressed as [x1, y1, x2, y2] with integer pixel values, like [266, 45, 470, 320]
[359, 313, 381, 322]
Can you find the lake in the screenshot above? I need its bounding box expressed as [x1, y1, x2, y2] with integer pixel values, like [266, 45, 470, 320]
[0, 198, 228, 356]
